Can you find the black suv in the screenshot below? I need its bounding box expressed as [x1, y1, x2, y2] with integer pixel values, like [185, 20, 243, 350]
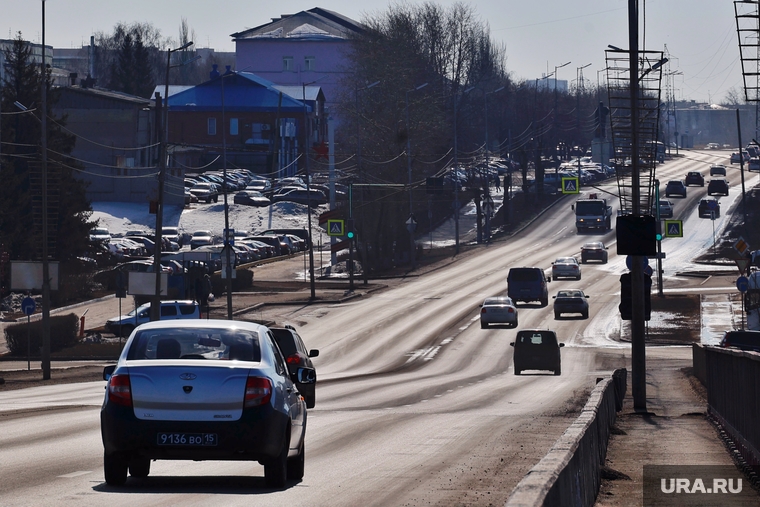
[665, 180, 687, 198]
[270, 325, 319, 408]
[719, 330, 760, 352]
[707, 178, 729, 196]
[698, 199, 720, 218]
[510, 329, 564, 375]
[684, 171, 704, 186]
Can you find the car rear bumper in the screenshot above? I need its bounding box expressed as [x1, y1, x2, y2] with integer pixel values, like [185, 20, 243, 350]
[101, 404, 290, 462]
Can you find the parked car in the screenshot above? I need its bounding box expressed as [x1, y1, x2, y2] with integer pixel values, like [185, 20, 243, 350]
[553, 289, 590, 319]
[507, 266, 549, 306]
[707, 178, 729, 196]
[652, 199, 674, 218]
[479, 296, 518, 329]
[510, 329, 564, 375]
[272, 188, 328, 206]
[89, 227, 111, 244]
[105, 300, 200, 337]
[245, 235, 285, 256]
[100, 319, 315, 487]
[665, 180, 687, 198]
[260, 228, 311, 249]
[580, 241, 608, 263]
[189, 182, 220, 203]
[698, 198, 721, 218]
[270, 325, 319, 408]
[551, 257, 581, 280]
[709, 164, 727, 176]
[684, 171, 704, 187]
[190, 230, 217, 249]
[234, 190, 271, 207]
[719, 330, 760, 352]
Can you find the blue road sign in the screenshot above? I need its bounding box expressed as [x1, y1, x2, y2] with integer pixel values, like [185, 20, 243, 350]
[21, 297, 36, 315]
[737, 276, 749, 293]
[626, 255, 650, 270]
[561, 177, 580, 194]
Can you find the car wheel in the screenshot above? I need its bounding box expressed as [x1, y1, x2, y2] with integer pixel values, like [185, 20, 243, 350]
[582, 310, 589, 319]
[554, 312, 560, 319]
[264, 435, 289, 488]
[104, 452, 128, 486]
[286, 439, 305, 481]
[306, 394, 316, 409]
[581, 257, 586, 264]
[205, 197, 212, 203]
[481, 321, 487, 329]
[514, 368, 521, 375]
[512, 317, 518, 328]
[576, 275, 581, 280]
[541, 296, 548, 307]
[129, 458, 150, 478]
[214, 196, 219, 203]
[554, 365, 561, 376]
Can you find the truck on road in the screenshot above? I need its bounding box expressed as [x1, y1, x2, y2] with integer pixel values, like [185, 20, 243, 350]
[573, 196, 612, 233]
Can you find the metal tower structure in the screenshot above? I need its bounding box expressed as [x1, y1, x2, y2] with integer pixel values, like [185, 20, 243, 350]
[735, 1, 760, 104]
[605, 47, 665, 214]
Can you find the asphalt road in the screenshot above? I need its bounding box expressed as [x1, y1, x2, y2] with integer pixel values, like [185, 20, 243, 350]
[0, 150, 748, 506]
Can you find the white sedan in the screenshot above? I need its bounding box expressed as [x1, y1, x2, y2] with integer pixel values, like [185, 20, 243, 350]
[551, 257, 581, 280]
[480, 296, 518, 329]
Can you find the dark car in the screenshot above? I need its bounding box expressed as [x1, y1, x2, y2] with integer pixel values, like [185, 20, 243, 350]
[233, 190, 271, 207]
[272, 188, 327, 206]
[719, 330, 760, 352]
[580, 241, 608, 263]
[260, 228, 311, 249]
[270, 325, 319, 409]
[510, 329, 564, 375]
[707, 178, 729, 196]
[507, 266, 550, 306]
[698, 198, 721, 218]
[245, 235, 285, 256]
[684, 171, 704, 187]
[100, 320, 315, 488]
[709, 165, 727, 176]
[665, 180, 687, 198]
[553, 289, 589, 319]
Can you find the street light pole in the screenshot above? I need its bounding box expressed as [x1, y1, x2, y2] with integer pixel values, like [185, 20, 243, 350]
[40, 0, 51, 379]
[483, 86, 504, 243]
[303, 80, 323, 299]
[152, 40, 193, 322]
[405, 82, 428, 270]
[453, 86, 474, 255]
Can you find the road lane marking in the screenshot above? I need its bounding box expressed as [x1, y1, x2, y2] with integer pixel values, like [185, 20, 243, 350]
[58, 471, 92, 478]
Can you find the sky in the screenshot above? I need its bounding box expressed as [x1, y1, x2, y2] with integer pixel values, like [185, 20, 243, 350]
[0, 0, 747, 104]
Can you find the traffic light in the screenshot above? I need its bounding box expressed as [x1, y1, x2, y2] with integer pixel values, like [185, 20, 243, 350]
[655, 220, 663, 241]
[619, 272, 652, 321]
[346, 218, 355, 239]
[616, 215, 657, 256]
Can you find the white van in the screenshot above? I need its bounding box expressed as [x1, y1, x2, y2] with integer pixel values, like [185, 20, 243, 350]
[105, 300, 201, 337]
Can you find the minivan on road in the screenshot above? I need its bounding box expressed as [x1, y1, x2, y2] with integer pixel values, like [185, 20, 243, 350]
[507, 267, 550, 306]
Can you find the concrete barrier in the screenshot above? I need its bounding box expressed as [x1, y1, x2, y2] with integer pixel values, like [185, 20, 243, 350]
[692, 343, 707, 386]
[505, 368, 626, 507]
[703, 345, 760, 466]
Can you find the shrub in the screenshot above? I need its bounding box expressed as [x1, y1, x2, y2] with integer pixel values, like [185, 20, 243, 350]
[4, 313, 81, 356]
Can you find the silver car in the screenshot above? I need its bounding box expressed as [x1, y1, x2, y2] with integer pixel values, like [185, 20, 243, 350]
[100, 320, 315, 488]
[551, 257, 581, 280]
[480, 296, 518, 329]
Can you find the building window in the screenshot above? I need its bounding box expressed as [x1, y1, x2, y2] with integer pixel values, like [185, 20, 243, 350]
[208, 118, 217, 136]
[304, 56, 315, 71]
[283, 56, 293, 72]
[230, 118, 239, 136]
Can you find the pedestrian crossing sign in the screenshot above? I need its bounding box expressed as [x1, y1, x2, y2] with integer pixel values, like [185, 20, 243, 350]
[663, 220, 683, 238]
[561, 177, 580, 194]
[327, 219, 345, 236]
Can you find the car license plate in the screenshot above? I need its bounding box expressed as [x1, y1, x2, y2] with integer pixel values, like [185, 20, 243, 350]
[157, 433, 218, 446]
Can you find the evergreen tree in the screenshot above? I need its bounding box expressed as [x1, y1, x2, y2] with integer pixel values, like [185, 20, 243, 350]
[0, 33, 95, 268]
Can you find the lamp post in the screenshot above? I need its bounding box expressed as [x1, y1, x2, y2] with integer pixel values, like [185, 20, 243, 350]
[453, 86, 474, 254]
[405, 82, 428, 270]
[355, 80, 380, 282]
[152, 40, 193, 322]
[303, 79, 325, 299]
[40, 0, 51, 379]
[483, 86, 504, 243]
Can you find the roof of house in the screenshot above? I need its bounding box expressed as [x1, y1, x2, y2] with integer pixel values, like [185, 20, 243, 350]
[231, 7, 364, 40]
[166, 71, 318, 112]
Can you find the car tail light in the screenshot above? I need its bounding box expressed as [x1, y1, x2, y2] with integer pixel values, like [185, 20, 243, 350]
[244, 376, 272, 408]
[508, 308, 515, 313]
[481, 307, 488, 314]
[108, 374, 132, 407]
[286, 354, 303, 366]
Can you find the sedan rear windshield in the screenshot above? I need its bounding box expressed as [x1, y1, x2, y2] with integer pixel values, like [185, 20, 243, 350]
[127, 328, 261, 361]
[515, 331, 558, 347]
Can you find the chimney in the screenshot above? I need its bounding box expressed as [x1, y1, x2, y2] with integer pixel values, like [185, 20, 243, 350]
[210, 64, 219, 79]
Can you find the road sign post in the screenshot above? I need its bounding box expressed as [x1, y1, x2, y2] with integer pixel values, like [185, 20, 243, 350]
[22, 296, 35, 371]
[738, 275, 750, 330]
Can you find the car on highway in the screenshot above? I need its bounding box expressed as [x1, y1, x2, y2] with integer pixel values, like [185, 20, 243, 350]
[551, 257, 581, 280]
[580, 241, 608, 264]
[652, 199, 674, 218]
[553, 289, 589, 319]
[479, 296, 518, 329]
[719, 329, 760, 352]
[665, 180, 687, 198]
[100, 319, 315, 488]
[507, 266, 550, 306]
[510, 329, 564, 375]
[698, 198, 721, 218]
[749, 158, 760, 172]
[684, 171, 704, 187]
[709, 164, 727, 176]
[707, 178, 729, 196]
[730, 151, 748, 164]
[270, 325, 319, 408]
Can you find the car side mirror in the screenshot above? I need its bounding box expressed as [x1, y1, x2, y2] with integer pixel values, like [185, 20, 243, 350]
[559, 343, 565, 347]
[308, 349, 319, 358]
[103, 364, 116, 381]
[571, 204, 575, 211]
[295, 367, 317, 384]
[585, 295, 590, 298]
[552, 296, 557, 299]
[509, 342, 515, 347]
